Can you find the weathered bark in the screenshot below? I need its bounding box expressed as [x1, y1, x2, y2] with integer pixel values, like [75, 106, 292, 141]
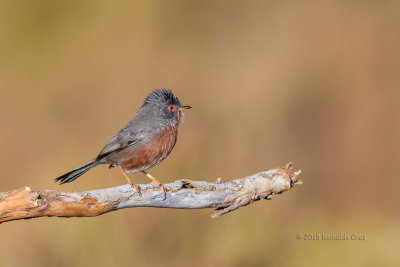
[0, 163, 301, 223]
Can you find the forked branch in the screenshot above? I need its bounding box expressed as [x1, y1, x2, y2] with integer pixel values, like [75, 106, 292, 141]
[0, 163, 302, 223]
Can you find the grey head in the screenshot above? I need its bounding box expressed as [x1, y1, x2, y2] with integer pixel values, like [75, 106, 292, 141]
[136, 88, 192, 129]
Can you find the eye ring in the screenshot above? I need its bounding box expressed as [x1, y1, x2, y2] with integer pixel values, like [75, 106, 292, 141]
[168, 105, 175, 112]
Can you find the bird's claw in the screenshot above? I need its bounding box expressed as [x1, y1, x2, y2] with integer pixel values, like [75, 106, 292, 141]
[128, 182, 142, 196]
[148, 181, 166, 200]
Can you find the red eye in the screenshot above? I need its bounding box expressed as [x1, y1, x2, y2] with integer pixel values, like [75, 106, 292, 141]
[168, 105, 175, 111]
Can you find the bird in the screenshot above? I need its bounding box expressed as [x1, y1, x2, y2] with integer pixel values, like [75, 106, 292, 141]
[54, 89, 191, 198]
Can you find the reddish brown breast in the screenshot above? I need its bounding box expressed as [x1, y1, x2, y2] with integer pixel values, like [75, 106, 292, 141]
[118, 126, 178, 173]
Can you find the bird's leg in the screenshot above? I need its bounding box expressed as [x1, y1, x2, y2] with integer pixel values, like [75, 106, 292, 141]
[142, 171, 166, 199]
[119, 166, 141, 195]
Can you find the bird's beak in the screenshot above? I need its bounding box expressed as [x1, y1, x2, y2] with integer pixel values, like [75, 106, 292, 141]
[179, 105, 192, 110]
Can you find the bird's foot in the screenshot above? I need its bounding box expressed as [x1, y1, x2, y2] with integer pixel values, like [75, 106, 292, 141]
[159, 183, 166, 200]
[143, 171, 166, 200]
[148, 181, 166, 199]
[119, 166, 141, 196]
[129, 181, 142, 196]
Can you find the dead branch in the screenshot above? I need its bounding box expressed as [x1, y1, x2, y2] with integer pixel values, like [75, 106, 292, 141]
[0, 163, 302, 223]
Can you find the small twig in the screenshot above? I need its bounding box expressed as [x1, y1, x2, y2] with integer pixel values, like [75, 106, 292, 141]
[0, 163, 302, 223]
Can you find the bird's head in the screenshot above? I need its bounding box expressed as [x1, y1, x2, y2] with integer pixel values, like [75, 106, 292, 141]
[140, 89, 191, 128]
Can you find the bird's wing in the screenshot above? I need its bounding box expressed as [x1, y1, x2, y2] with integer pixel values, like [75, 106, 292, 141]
[97, 130, 141, 159]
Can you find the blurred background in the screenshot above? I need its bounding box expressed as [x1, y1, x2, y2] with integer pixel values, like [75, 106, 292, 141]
[0, 1, 399, 266]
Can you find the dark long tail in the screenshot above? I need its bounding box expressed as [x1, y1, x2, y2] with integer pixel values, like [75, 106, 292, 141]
[55, 159, 99, 185]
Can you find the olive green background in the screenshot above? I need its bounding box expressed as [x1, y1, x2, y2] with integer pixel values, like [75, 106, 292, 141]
[0, 1, 399, 266]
